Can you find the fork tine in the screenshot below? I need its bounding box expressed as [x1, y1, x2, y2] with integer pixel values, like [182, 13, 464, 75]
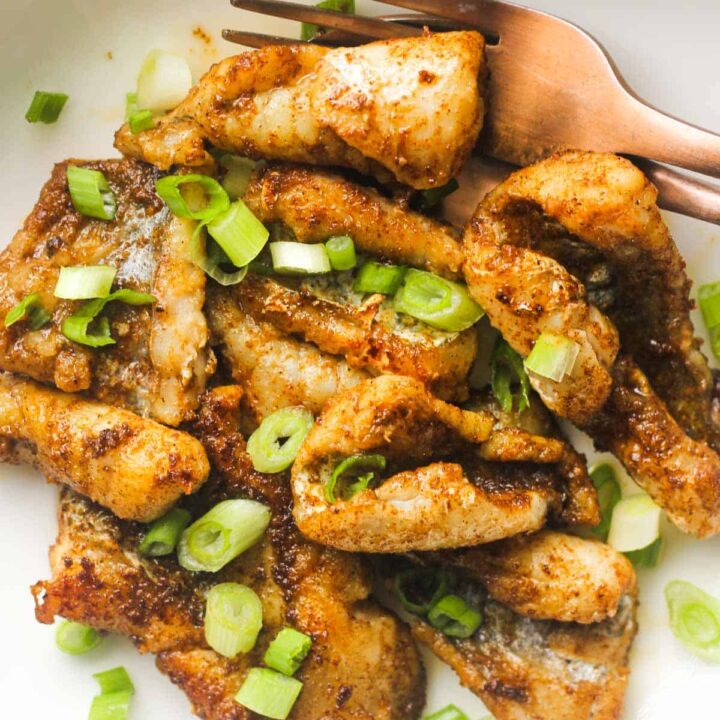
[230, 0, 419, 39]
[222, 28, 348, 47]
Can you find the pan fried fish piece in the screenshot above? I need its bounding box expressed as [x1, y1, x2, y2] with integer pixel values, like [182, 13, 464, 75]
[292, 375, 598, 552]
[437, 530, 636, 625]
[207, 286, 368, 426]
[0, 373, 208, 521]
[0, 158, 211, 425]
[33, 386, 426, 720]
[243, 164, 466, 280]
[115, 32, 486, 189]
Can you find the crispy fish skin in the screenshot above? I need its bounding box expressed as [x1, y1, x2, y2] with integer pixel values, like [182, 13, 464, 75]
[437, 530, 636, 625]
[243, 164, 465, 280]
[115, 32, 485, 189]
[292, 375, 597, 552]
[0, 373, 209, 521]
[0, 158, 211, 425]
[33, 386, 426, 720]
[462, 151, 623, 423]
[207, 286, 369, 426]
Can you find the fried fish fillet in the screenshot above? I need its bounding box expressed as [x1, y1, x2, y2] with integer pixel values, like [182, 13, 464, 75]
[463, 150, 720, 536]
[33, 386, 425, 720]
[0, 373, 209, 521]
[292, 375, 598, 552]
[0, 158, 211, 425]
[115, 32, 486, 189]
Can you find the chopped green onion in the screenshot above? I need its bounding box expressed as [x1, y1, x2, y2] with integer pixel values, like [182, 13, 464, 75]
[93, 667, 134, 695]
[208, 200, 269, 267]
[128, 109, 154, 134]
[589, 463, 622, 543]
[54, 265, 117, 300]
[189, 223, 248, 286]
[264, 627, 313, 676]
[301, 0, 355, 41]
[394, 568, 450, 615]
[270, 241, 331, 276]
[524, 332, 579, 382]
[61, 289, 156, 347]
[4, 293, 51, 330]
[55, 620, 102, 655]
[247, 406, 315, 474]
[491, 338, 530, 413]
[324, 453, 386, 504]
[666, 580, 720, 662]
[136, 49, 192, 112]
[423, 704, 469, 720]
[204, 583, 263, 658]
[155, 174, 230, 222]
[698, 281, 720, 359]
[607, 493, 661, 553]
[353, 261, 406, 295]
[25, 91, 68, 124]
[220, 155, 256, 199]
[138, 507, 191, 557]
[625, 537, 662, 568]
[177, 498, 271, 573]
[418, 178, 460, 210]
[427, 595, 482, 638]
[125, 92, 138, 120]
[394, 269, 484, 332]
[235, 668, 303, 720]
[325, 236, 357, 271]
[89, 691, 133, 720]
[67, 166, 117, 221]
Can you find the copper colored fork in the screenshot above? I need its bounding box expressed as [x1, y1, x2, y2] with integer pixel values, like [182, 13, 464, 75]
[225, 0, 720, 226]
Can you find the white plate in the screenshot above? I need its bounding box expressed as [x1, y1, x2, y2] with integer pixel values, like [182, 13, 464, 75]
[0, 1, 719, 717]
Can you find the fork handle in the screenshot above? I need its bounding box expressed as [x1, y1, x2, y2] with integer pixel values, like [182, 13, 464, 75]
[614, 94, 720, 180]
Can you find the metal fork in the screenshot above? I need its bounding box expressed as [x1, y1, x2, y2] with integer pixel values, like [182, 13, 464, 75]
[224, 0, 720, 226]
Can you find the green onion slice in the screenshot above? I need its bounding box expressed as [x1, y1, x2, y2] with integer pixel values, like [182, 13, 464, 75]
[666, 580, 720, 662]
[61, 289, 156, 347]
[220, 155, 257, 199]
[264, 627, 313, 676]
[699, 281, 720, 359]
[394, 269, 484, 332]
[208, 200, 269, 267]
[418, 178, 459, 211]
[155, 174, 230, 221]
[177, 498, 271, 573]
[524, 332, 580, 382]
[301, 0, 355, 41]
[235, 668, 303, 720]
[189, 223, 248, 286]
[607, 493, 661, 553]
[54, 265, 117, 300]
[136, 49, 192, 112]
[204, 583, 263, 658]
[325, 235, 357, 271]
[67, 166, 117, 221]
[55, 620, 102, 655]
[625, 537, 662, 568]
[4, 293, 51, 330]
[394, 568, 450, 615]
[89, 690, 133, 720]
[25, 91, 68, 124]
[125, 92, 138, 120]
[128, 109, 154, 134]
[427, 594, 482, 638]
[138, 507, 191, 557]
[270, 241, 331, 276]
[423, 704, 470, 720]
[247, 406, 315, 474]
[589, 463, 622, 542]
[324, 454, 386, 504]
[94, 667, 134, 695]
[353, 260, 406, 295]
[491, 338, 530, 413]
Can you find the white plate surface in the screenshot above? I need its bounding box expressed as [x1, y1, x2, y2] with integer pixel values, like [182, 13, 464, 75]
[0, 1, 719, 717]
